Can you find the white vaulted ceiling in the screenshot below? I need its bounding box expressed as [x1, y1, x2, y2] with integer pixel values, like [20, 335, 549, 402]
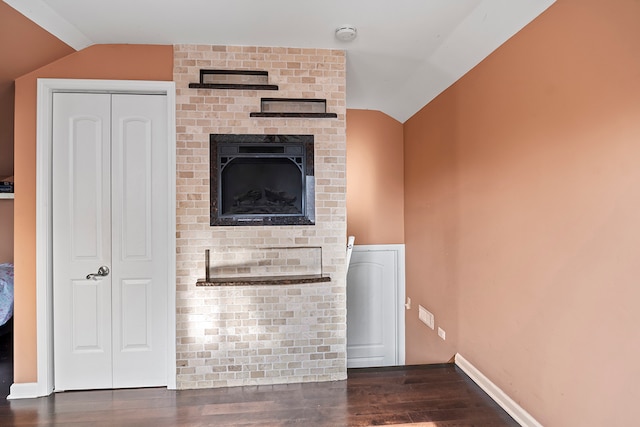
[4, 0, 555, 122]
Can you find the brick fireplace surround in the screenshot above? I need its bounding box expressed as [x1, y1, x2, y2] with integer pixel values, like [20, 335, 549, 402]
[174, 45, 347, 389]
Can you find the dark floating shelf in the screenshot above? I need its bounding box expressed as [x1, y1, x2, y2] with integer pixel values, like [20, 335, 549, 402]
[189, 69, 279, 91]
[250, 112, 338, 118]
[250, 98, 337, 118]
[189, 83, 279, 90]
[196, 274, 331, 287]
[189, 72, 338, 118]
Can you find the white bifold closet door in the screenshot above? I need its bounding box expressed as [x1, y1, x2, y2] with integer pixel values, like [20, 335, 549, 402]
[52, 92, 169, 391]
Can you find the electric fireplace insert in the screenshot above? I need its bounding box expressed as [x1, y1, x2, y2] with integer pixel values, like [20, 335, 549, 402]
[210, 134, 315, 226]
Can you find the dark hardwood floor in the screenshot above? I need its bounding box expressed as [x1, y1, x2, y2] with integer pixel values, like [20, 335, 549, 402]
[0, 364, 517, 426]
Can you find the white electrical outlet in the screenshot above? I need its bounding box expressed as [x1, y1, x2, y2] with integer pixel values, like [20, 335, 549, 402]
[438, 327, 446, 340]
[405, 297, 412, 310]
[418, 305, 434, 329]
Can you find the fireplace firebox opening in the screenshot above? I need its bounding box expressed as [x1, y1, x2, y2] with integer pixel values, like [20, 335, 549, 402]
[210, 134, 315, 226]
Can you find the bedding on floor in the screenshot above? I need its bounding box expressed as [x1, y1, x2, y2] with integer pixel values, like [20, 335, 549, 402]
[0, 263, 13, 326]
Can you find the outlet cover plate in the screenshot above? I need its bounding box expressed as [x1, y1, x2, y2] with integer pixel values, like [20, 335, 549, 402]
[438, 327, 446, 340]
[418, 305, 434, 329]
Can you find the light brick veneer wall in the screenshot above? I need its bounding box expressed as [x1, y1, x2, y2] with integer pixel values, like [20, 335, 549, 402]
[173, 44, 347, 388]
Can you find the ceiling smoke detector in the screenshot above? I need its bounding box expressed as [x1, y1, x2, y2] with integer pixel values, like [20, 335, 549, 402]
[335, 25, 357, 42]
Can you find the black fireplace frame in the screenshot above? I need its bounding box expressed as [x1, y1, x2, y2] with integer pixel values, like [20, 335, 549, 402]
[210, 134, 315, 226]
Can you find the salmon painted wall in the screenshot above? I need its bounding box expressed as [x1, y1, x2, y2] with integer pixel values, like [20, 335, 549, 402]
[13, 44, 173, 382]
[0, 1, 73, 176]
[346, 109, 404, 245]
[404, 0, 640, 424]
[0, 1, 74, 264]
[404, 89, 460, 364]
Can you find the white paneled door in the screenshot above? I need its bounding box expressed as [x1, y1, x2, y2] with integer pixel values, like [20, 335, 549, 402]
[52, 93, 169, 391]
[347, 246, 404, 368]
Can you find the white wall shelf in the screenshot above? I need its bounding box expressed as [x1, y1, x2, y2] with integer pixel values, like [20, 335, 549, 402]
[0, 193, 14, 199]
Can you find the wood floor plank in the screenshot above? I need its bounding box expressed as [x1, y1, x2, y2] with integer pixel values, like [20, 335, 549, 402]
[0, 365, 518, 426]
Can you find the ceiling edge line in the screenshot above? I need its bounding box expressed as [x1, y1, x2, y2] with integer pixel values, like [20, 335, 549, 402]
[4, 0, 92, 50]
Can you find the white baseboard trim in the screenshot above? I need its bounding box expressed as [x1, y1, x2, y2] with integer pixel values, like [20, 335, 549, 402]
[455, 353, 543, 427]
[8, 382, 41, 400]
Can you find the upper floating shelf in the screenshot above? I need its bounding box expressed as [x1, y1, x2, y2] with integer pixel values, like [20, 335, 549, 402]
[189, 70, 279, 91]
[189, 70, 337, 118]
[250, 98, 338, 118]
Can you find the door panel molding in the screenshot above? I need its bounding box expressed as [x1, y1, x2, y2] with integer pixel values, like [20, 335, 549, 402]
[69, 114, 105, 260]
[20, 79, 177, 399]
[120, 278, 153, 350]
[71, 280, 105, 351]
[119, 117, 153, 261]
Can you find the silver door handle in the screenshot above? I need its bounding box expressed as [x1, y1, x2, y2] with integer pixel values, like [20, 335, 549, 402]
[86, 266, 110, 280]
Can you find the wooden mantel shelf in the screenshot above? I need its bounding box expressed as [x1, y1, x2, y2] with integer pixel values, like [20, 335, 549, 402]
[196, 274, 331, 287]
